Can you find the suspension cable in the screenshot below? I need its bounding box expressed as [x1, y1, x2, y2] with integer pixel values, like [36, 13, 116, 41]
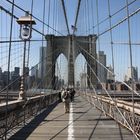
[40, 0, 46, 89]
[0, 5, 45, 36]
[0, 47, 61, 93]
[80, 0, 137, 35]
[85, 55, 139, 140]
[87, 0, 90, 35]
[47, 0, 51, 34]
[53, 0, 56, 35]
[61, 0, 70, 34]
[107, 0, 115, 76]
[5, 0, 65, 36]
[77, 41, 139, 139]
[76, 40, 140, 97]
[125, 0, 135, 138]
[91, 0, 95, 34]
[26, 0, 34, 68]
[80, 60, 106, 115]
[99, 7, 140, 37]
[0, 4, 65, 36]
[74, 0, 81, 35]
[0, 39, 47, 43]
[5, 0, 14, 139]
[96, 0, 100, 51]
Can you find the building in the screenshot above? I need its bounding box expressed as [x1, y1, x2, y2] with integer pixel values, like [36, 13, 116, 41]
[11, 67, 20, 90]
[0, 68, 3, 89]
[97, 51, 107, 83]
[0, 67, 2, 80]
[14, 67, 20, 75]
[25, 67, 29, 76]
[10, 67, 20, 80]
[80, 73, 87, 89]
[0, 67, 20, 90]
[124, 67, 138, 82]
[31, 65, 38, 78]
[107, 65, 115, 83]
[76, 81, 80, 88]
[38, 47, 47, 78]
[2, 71, 10, 87]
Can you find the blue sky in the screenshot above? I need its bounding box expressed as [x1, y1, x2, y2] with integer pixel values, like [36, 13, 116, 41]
[0, 0, 140, 83]
[0, 0, 80, 81]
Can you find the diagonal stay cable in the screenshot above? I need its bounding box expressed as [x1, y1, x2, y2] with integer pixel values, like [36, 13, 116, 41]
[68, 39, 140, 46]
[23, 58, 58, 109]
[99, 7, 140, 37]
[61, 0, 70, 34]
[0, 5, 45, 36]
[84, 64, 107, 115]
[77, 54, 106, 114]
[76, 41, 139, 139]
[0, 39, 47, 43]
[78, 60, 106, 115]
[73, 0, 81, 35]
[78, 0, 137, 35]
[5, 0, 65, 36]
[0, 47, 61, 93]
[76, 40, 140, 97]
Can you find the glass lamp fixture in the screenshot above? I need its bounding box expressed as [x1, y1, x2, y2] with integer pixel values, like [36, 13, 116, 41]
[17, 11, 36, 40]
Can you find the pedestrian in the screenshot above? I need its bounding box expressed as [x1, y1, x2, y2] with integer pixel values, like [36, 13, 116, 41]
[58, 91, 62, 102]
[61, 88, 70, 113]
[69, 88, 76, 102]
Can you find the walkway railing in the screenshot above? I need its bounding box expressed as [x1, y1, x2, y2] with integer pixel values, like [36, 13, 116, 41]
[81, 91, 140, 139]
[0, 92, 59, 139]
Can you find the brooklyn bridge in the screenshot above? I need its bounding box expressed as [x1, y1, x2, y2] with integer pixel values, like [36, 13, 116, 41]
[0, 0, 140, 139]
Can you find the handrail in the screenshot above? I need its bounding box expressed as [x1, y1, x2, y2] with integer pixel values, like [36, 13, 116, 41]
[80, 92, 140, 139]
[0, 92, 59, 139]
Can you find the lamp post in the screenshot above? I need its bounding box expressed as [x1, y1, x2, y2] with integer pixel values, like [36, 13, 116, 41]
[17, 12, 36, 100]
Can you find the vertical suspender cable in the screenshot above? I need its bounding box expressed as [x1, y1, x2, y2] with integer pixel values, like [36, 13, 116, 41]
[47, 0, 51, 34]
[55, 0, 58, 35]
[27, 0, 34, 68]
[125, 0, 135, 138]
[23, 1, 34, 126]
[59, 54, 62, 88]
[96, 0, 100, 51]
[0, 10, 2, 67]
[91, 0, 95, 34]
[84, 62, 87, 95]
[87, 0, 90, 34]
[58, 1, 61, 34]
[85, 1, 87, 35]
[107, 0, 115, 84]
[61, 0, 70, 34]
[5, 0, 14, 139]
[96, 0, 101, 84]
[74, 0, 81, 35]
[53, 0, 56, 34]
[41, 0, 46, 89]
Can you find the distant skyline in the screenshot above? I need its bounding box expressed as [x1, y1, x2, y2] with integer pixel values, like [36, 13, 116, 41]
[0, 0, 140, 83]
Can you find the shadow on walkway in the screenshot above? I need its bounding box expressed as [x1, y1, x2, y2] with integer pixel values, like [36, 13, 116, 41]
[9, 101, 59, 140]
[88, 112, 102, 140]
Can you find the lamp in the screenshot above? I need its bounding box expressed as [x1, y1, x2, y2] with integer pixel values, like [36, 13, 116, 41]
[17, 11, 36, 40]
[17, 11, 36, 100]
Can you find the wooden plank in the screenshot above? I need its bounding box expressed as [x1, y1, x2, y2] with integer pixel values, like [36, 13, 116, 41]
[9, 95, 136, 140]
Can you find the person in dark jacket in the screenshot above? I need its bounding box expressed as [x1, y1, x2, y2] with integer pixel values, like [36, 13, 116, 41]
[69, 88, 75, 102]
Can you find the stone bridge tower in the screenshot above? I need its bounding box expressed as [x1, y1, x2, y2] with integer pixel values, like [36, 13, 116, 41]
[45, 35, 97, 89]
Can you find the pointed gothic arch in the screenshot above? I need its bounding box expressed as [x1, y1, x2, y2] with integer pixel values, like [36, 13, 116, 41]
[45, 34, 97, 89]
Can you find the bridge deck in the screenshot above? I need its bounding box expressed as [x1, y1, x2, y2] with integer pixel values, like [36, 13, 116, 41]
[10, 95, 135, 140]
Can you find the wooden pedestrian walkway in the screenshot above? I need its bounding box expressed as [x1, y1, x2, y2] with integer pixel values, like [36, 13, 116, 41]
[10, 95, 136, 140]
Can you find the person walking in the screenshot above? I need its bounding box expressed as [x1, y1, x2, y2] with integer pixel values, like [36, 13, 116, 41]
[70, 88, 75, 102]
[61, 88, 70, 113]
